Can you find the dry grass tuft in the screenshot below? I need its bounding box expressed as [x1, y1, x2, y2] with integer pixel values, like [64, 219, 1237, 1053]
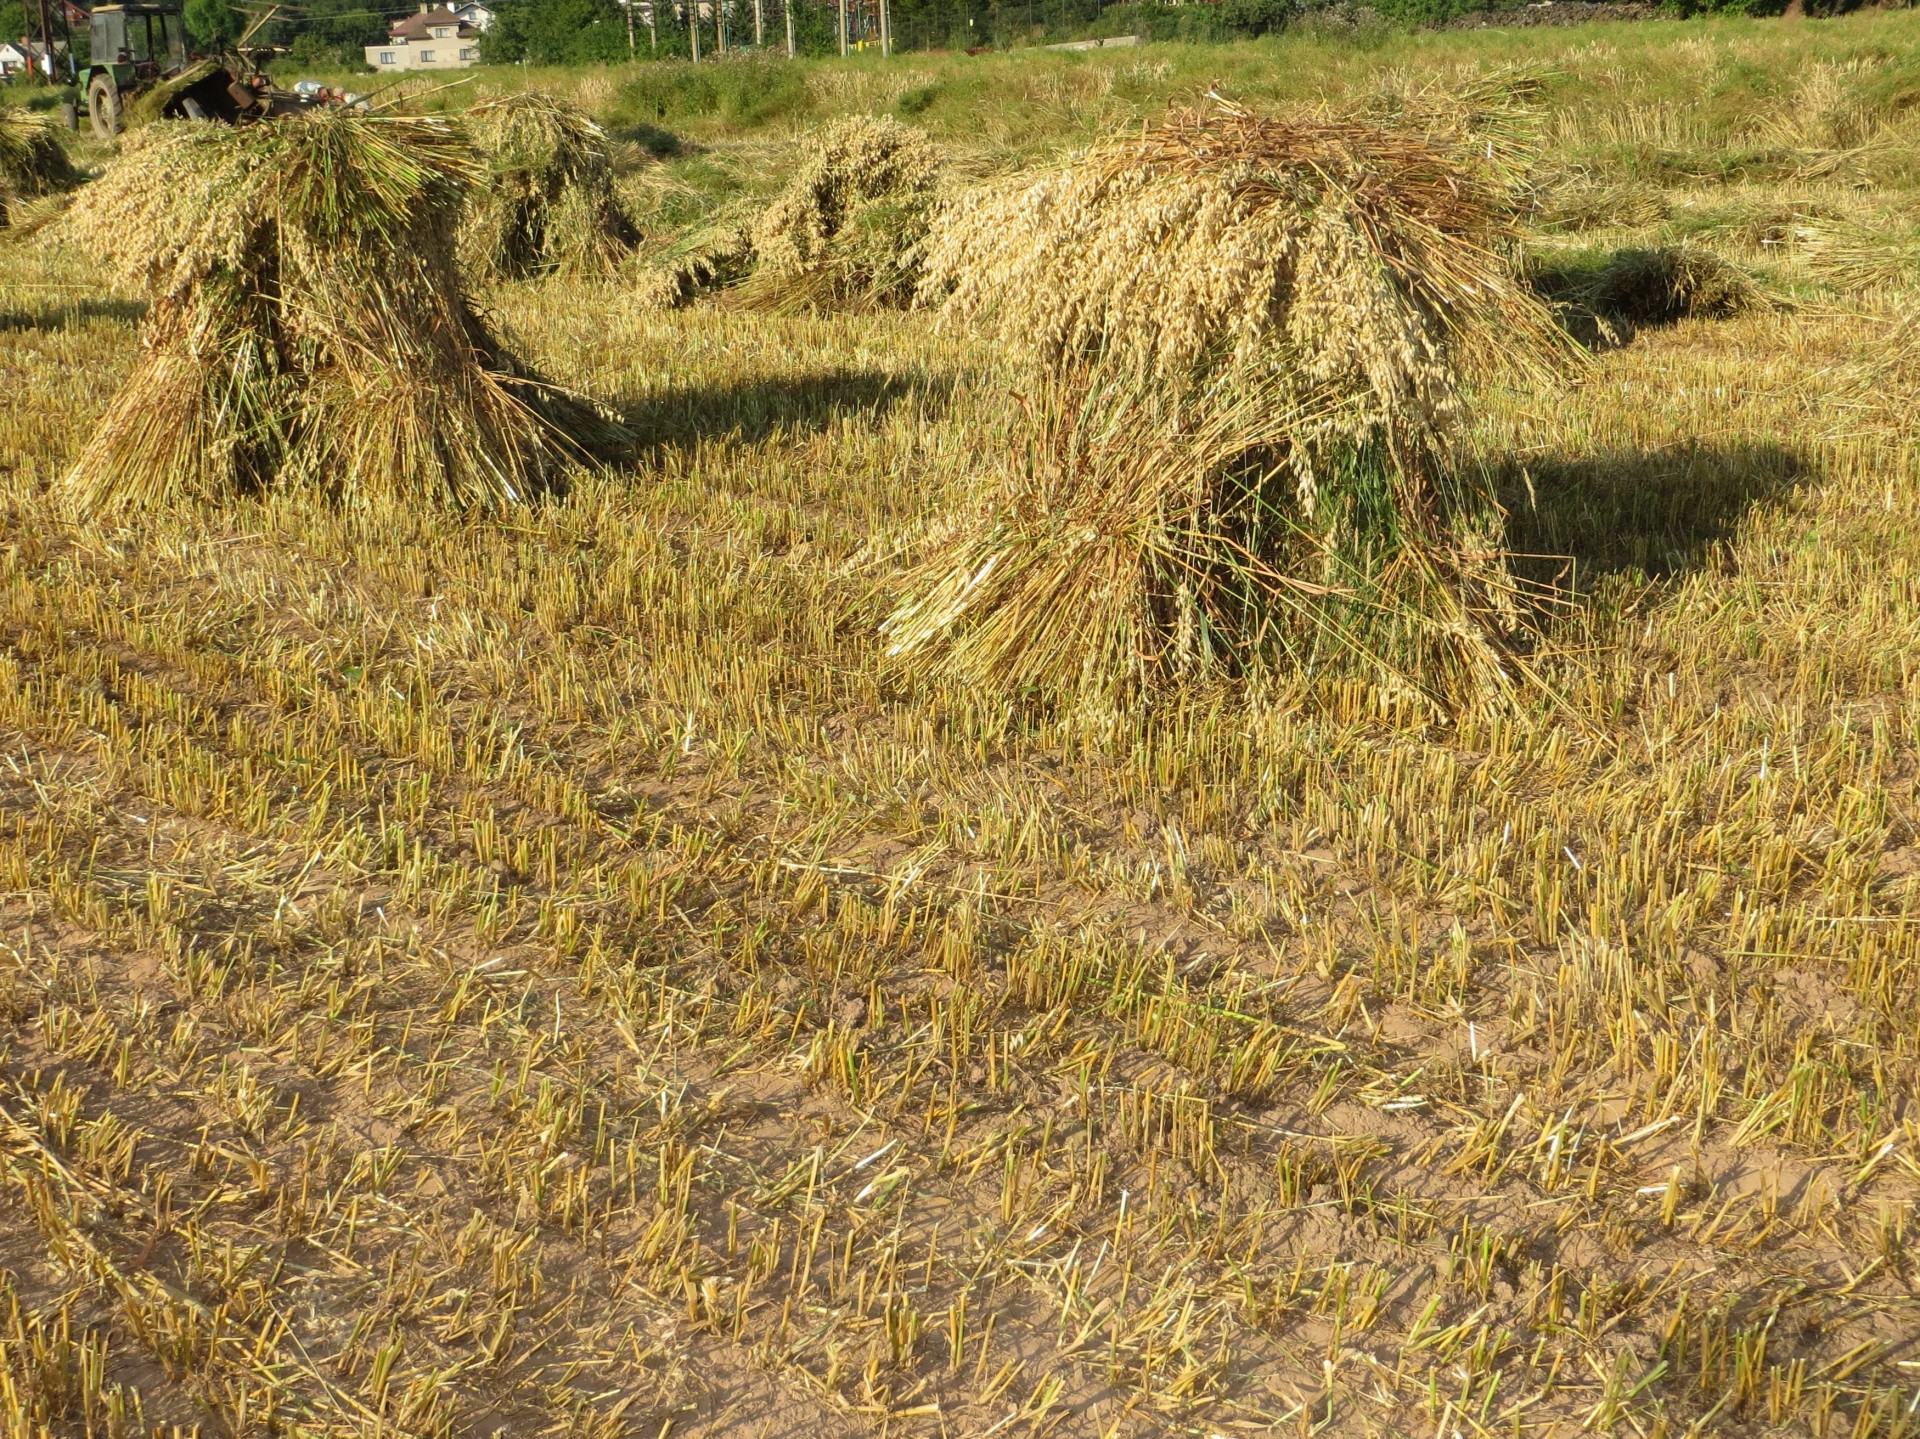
[892, 103, 1563, 703]
[54, 113, 626, 512]
[1580, 244, 1760, 326]
[462, 91, 639, 281]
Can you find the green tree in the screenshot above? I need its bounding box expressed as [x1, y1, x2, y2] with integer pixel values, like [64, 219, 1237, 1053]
[183, 0, 240, 50]
[273, 0, 388, 66]
[481, 0, 633, 63]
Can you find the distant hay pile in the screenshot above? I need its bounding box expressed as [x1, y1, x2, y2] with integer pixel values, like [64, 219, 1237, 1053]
[1580, 245, 1757, 327]
[56, 112, 625, 513]
[463, 91, 638, 280]
[742, 115, 941, 309]
[0, 108, 80, 224]
[638, 115, 941, 311]
[889, 103, 1564, 704]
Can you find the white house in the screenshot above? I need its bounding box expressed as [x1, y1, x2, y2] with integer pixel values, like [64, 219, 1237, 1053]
[452, 2, 494, 30]
[365, 5, 480, 71]
[0, 39, 61, 79]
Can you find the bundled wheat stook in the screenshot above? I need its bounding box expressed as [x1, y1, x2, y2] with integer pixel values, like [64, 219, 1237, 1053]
[463, 91, 639, 281]
[892, 102, 1566, 703]
[637, 115, 942, 311]
[56, 111, 626, 512]
[744, 114, 942, 309]
[0, 107, 80, 224]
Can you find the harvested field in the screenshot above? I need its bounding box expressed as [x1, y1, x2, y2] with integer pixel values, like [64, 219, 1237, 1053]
[4, 13, 1920, 1438]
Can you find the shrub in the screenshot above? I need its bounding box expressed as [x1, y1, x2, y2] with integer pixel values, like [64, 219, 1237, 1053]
[616, 56, 812, 129]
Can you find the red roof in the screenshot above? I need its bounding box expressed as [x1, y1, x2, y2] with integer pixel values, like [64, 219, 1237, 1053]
[388, 7, 474, 39]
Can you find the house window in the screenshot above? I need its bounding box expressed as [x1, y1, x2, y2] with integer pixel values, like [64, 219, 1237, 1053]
[379, 49, 396, 63]
[419, 48, 435, 59]
[459, 47, 473, 58]
[433, 26, 450, 36]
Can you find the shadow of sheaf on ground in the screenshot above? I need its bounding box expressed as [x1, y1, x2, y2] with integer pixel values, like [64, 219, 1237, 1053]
[612, 366, 952, 456]
[1497, 440, 1807, 592]
[0, 296, 146, 333]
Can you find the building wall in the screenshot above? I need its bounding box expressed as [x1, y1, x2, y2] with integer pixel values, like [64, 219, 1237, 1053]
[363, 39, 479, 69]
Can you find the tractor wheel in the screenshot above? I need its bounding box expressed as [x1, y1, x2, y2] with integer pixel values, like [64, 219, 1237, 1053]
[88, 75, 120, 140]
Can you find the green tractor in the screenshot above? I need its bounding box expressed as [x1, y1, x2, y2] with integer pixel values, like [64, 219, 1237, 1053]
[84, 0, 316, 139]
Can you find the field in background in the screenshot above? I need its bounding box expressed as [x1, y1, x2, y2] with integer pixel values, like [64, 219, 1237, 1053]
[6, 12, 1920, 1437]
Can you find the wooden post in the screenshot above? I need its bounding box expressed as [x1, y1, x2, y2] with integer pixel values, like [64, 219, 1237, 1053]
[690, 0, 700, 59]
[837, 0, 847, 54]
[753, 0, 763, 45]
[878, 0, 889, 55]
[33, 0, 54, 82]
[784, 0, 795, 55]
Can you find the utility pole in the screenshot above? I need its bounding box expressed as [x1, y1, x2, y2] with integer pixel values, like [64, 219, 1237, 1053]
[689, 0, 700, 59]
[752, 0, 762, 46]
[878, 0, 888, 55]
[784, 0, 794, 55]
[837, 0, 846, 54]
[32, 0, 54, 83]
[717, 0, 726, 51]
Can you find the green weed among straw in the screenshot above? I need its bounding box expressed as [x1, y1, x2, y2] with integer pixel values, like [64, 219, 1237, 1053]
[55, 111, 627, 512]
[463, 91, 639, 281]
[897, 102, 1565, 705]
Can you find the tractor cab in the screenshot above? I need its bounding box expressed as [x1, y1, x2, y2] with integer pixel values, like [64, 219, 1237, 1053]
[85, 0, 261, 138]
[88, 3, 188, 81]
